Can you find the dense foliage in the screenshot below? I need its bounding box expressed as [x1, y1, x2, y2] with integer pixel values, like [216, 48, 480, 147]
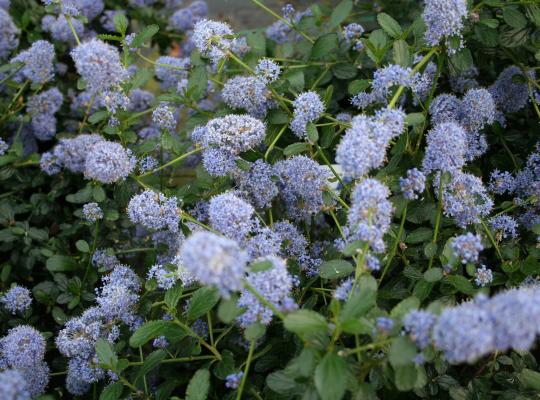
[1, 0, 540, 398]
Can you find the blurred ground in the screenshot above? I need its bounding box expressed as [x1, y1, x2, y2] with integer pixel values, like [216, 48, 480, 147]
[207, 0, 339, 29]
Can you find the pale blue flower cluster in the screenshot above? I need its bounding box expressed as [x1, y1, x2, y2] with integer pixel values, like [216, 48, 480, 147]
[0, 369, 30, 400]
[127, 190, 180, 232]
[451, 232, 483, 264]
[422, 122, 467, 174]
[437, 171, 493, 227]
[180, 231, 248, 297]
[27, 87, 63, 140]
[274, 155, 331, 219]
[100, 9, 125, 32]
[11, 40, 55, 85]
[152, 103, 176, 132]
[92, 249, 118, 270]
[40, 133, 105, 175]
[70, 39, 128, 94]
[291, 91, 325, 138]
[0, 9, 19, 60]
[346, 178, 393, 254]
[333, 277, 353, 300]
[489, 66, 532, 113]
[221, 76, 274, 118]
[83, 140, 136, 183]
[168, 0, 208, 32]
[336, 108, 405, 178]
[1, 286, 32, 314]
[138, 156, 158, 174]
[342, 23, 364, 51]
[199, 115, 266, 176]
[422, 0, 468, 50]
[225, 372, 244, 389]
[42, 14, 84, 43]
[236, 160, 278, 209]
[82, 202, 103, 222]
[0, 138, 8, 156]
[489, 215, 518, 240]
[403, 310, 437, 349]
[208, 192, 255, 242]
[265, 6, 312, 44]
[237, 256, 296, 327]
[488, 169, 515, 195]
[192, 19, 234, 66]
[255, 58, 281, 83]
[400, 168, 426, 200]
[475, 265, 493, 287]
[154, 56, 190, 90]
[0, 326, 49, 398]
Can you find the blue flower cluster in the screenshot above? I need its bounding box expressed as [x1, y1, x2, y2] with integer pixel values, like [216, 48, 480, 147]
[57, 265, 140, 395]
[1, 286, 32, 314]
[180, 231, 248, 297]
[237, 256, 296, 327]
[0, 325, 49, 398]
[128, 190, 180, 232]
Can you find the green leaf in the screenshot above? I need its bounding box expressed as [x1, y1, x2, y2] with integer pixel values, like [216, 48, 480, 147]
[218, 295, 243, 323]
[76, 240, 90, 253]
[332, 64, 357, 79]
[266, 371, 299, 395]
[394, 365, 417, 391]
[164, 283, 184, 309]
[390, 296, 420, 319]
[284, 310, 328, 335]
[99, 382, 123, 400]
[187, 66, 208, 101]
[406, 227, 432, 244]
[329, 0, 353, 28]
[134, 350, 167, 385]
[445, 275, 475, 295]
[348, 79, 369, 95]
[244, 322, 266, 342]
[186, 287, 220, 321]
[306, 123, 319, 144]
[93, 186, 106, 202]
[314, 353, 348, 400]
[449, 48, 473, 72]
[46, 255, 78, 272]
[130, 24, 159, 48]
[393, 40, 409, 67]
[319, 259, 354, 279]
[377, 13, 403, 38]
[424, 242, 437, 259]
[389, 336, 417, 367]
[342, 240, 363, 256]
[131, 68, 153, 88]
[311, 33, 339, 59]
[424, 267, 443, 282]
[284, 70, 304, 91]
[129, 320, 186, 348]
[246, 31, 266, 57]
[503, 7, 528, 29]
[186, 369, 210, 400]
[251, 259, 273, 272]
[518, 368, 540, 391]
[340, 275, 377, 321]
[283, 142, 310, 156]
[88, 110, 109, 124]
[96, 338, 117, 369]
[499, 26, 529, 48]
[114, 13, 128, 35]
[66, 185, 94, 204]
[97, 34, 123, 42]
